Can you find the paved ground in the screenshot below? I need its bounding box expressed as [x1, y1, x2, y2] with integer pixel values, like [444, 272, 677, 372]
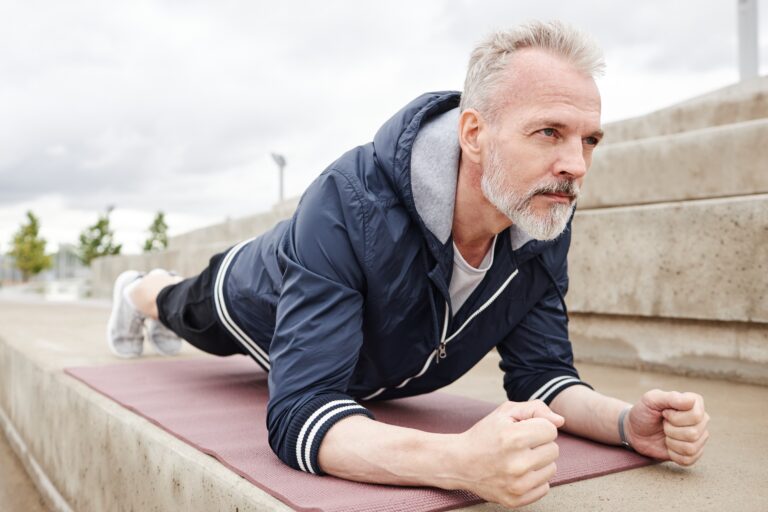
[1, 296, 767, 511]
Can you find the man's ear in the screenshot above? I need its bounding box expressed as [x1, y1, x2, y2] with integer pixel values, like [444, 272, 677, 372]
[458, 109, 486, 165]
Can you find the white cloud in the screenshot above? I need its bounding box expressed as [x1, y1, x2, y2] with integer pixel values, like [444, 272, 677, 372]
[0, 0, 765, 253]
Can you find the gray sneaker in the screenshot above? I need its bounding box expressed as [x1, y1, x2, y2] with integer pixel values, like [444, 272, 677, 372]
[146, 318, 183, 356]
[107, 270, 145, 358]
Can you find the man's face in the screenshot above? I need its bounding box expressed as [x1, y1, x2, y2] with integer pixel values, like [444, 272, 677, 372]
[479, 48, 603, 241]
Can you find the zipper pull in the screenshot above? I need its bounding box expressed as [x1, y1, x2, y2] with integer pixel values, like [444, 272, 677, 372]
[438, 342, 447, 361]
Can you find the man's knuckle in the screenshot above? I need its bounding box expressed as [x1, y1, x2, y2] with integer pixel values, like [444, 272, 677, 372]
[500, 495, 522, 509]
[682, 426, 698, 441]
[507, 479, 528, 496]
[551, 440, 560, 459]
[679, 443, 697, 456]
[506, 459, 528, 477]
[546, 461, 558, 478]
[506, 432, 528, 450]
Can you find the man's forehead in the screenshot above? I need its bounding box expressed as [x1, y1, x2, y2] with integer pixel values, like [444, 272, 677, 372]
[494, 49, 602, 126]
[501, 50, 599, 93]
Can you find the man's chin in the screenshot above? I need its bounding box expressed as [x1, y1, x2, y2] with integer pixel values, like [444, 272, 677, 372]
[510, 206, 573, 241]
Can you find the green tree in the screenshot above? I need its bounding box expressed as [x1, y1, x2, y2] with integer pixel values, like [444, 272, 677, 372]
[78, 207, 122, 266]
[143, 211, 169, 253]
[8, 211, 52, 282]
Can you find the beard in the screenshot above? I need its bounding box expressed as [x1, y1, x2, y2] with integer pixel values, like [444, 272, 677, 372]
[480, 144, 579, 241]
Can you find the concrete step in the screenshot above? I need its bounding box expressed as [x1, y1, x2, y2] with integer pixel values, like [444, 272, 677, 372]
[568, 313, 768, 386]
[1, 299, 767, 511]
[580, 118, 768, 209]
[603, 75, 768, 144]
[568, 194, 768, 323]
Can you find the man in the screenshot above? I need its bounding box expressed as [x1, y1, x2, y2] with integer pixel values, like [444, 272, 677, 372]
[108, 21, 710, 509]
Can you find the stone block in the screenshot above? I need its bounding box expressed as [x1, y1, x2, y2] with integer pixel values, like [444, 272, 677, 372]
[581, 119, 768, 208]
[568, 313, 768, 385]
[603, 75, 768, 144]
[568, 195, 768, 323]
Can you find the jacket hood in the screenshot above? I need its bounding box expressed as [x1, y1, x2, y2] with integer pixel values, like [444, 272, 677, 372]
[372, 91, 560, 263]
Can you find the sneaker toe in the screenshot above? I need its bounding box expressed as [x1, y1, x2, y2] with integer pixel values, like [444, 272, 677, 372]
[146, 319, 183, 356]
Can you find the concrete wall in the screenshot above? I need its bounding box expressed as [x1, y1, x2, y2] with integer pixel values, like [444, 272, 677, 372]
[568, 77, 768, 384]
[91, 80, 768, 384]
[91, 198, 299, 298]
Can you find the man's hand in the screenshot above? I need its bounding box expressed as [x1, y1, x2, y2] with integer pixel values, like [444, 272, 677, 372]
[452, 400, 564, 509]
[626, 389, 710, 466]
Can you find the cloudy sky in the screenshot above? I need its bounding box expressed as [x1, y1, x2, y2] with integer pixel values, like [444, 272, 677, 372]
[1, 0, 766, 254]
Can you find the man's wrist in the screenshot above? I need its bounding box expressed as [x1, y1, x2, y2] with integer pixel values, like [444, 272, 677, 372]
[618, 406, 633, 450]
[430, 432, 473, 490]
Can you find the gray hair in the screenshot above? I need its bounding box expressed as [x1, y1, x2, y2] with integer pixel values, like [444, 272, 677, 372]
[460, 20, 605, 121]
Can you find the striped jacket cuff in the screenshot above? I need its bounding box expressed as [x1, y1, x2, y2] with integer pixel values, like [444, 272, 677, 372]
[526, 374, 592, 404]
[283, 393, 374, 475]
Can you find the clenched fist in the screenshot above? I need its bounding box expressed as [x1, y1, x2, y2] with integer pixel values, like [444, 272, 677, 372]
[453, 400, 564, 509]
[626, 389, 710, 466]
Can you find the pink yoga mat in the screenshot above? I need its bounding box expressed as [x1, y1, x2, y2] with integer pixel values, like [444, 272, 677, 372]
[65, 356, 653, 512]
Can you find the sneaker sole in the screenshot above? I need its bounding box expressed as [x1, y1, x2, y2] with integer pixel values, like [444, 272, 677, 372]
[106, 270, 144, 358]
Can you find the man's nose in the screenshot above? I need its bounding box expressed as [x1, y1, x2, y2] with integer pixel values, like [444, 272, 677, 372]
[554, 138, 588, 179]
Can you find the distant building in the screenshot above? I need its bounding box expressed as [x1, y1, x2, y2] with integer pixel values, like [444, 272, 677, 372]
[0, 253, 22, 283]
[0, 244, 89, 285]
[49, 243, 89, 280]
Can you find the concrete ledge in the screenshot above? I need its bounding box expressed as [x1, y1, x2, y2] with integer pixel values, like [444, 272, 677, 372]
[603, 76, 768, 144]
[0, 407, 71, 512]
[0, 305, 291, 512]
[581, 119, 768, 208]
[1, 299, 767, 511]
[568, 194, 768, 323]
[569, 313, 768, 386]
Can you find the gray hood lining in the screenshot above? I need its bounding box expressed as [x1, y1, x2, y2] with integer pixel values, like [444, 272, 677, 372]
[409, 107, 533, 251]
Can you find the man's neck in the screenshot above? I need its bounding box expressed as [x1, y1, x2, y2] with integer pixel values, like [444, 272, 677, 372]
[452, 155, 511, 268]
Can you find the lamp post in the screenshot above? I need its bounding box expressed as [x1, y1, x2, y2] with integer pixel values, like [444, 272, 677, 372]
[271, 153, 286, 203]
[738, 0, 759, 81]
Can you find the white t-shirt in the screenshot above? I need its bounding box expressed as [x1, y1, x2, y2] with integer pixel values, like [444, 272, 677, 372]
[449, 235, 498, 312]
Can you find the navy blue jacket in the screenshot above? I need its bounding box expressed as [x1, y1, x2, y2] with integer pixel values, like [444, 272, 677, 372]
[216, 91, 589, 475]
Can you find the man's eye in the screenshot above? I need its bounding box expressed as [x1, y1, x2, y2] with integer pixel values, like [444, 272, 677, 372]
[584, 136, 599, 146]
[541, 128, 556, 137]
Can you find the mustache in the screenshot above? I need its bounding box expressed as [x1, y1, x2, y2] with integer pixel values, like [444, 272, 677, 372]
[531, 179, 580, 198]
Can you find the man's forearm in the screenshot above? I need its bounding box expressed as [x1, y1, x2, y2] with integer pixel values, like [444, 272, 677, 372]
[317, 415, 464, 489]
[549, 385, 631, 445]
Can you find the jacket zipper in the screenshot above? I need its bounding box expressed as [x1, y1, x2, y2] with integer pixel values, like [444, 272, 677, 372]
[436, 267, 519, 362]
[361, 268, 519, 401]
